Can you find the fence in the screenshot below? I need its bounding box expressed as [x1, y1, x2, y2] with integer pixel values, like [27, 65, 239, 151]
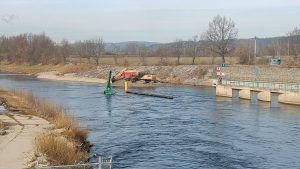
[221, 65, 300, 84]
[221, 79, 300, 93]
[36, 156, 112, 169]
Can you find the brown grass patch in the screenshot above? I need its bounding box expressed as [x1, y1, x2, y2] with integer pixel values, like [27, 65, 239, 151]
[35, 133, 88, 165]
[11, 90, 89, 142]
[0, 88, 90, 166]
[0, 63, 62, 74]
[0, 62, 96, 75]
[0, 120, 7, 129]
[56, 63, 96, 74]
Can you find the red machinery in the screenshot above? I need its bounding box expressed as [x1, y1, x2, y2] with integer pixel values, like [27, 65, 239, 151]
[112, 68, 156, 83]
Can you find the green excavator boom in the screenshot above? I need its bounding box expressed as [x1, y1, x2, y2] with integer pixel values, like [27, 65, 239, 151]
[104, 70, 114, 95]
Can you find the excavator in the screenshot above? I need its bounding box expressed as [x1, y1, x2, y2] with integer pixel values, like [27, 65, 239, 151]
[112, 68, 157, 83]
[104, 70, 114, 95]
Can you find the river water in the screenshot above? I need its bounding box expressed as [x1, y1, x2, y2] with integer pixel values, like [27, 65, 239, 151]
[0, 74, 300, 169]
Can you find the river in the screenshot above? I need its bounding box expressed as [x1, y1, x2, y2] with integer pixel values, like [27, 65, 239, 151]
[0, 74, 300, 169]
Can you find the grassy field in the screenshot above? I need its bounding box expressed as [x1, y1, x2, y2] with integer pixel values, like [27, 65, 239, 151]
[68, 56, 240, 65]
[0, 63, 60, 74]
[0, 56, 239, 75]
[0, 62, 97, 75]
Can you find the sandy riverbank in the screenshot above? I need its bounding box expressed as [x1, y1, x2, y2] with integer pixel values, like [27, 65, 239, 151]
[0, 89, 89, 168]
[37, 71, 107, 83]
[0, 89, 52, 168]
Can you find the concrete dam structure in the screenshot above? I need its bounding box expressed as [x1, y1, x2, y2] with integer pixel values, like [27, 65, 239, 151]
[216, 85, 300, 105]
[215, 65, 300, 106]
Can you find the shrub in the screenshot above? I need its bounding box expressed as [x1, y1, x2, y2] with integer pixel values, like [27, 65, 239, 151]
[12, 90, 89, 142]
[0, 120, 6, 129]
[35, 133, 88, 165]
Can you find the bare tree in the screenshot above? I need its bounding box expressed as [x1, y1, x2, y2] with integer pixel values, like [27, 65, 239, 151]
[190, 35, 199, 64]
[172, 38, 184, 65]
[60, 39, 71, 63]
[73, 37, 105, 65]
[234, 41, 253, 65]
[203, 15, 238, 63]
[111, 43, 120, 65]
[93, 37, 105, 65]
[156, 45, 172, 65]
[287, 27, 300, 58]
[124, 42, 147, 65]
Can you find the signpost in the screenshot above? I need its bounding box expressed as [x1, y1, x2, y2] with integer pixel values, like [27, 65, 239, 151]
[216, 65, 225, 76]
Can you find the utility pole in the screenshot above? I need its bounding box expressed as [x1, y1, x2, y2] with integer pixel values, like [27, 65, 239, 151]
[288, 36, 290, 56]
[254, 36, 257, 64]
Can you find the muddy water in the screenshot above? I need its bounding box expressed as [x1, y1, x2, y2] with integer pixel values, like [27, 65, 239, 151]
[0, 74, 300, 169]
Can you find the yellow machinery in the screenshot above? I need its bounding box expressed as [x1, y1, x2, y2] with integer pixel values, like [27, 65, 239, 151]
[140, 75, 157, 83]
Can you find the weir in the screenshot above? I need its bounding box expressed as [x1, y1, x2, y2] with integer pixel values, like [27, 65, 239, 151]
[216, 85, 300, 106]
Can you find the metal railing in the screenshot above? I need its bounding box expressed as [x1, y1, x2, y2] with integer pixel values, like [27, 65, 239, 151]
[221, 66, 300, 83]
[36, 156, 112, 169]
[221, 79, 300, 93]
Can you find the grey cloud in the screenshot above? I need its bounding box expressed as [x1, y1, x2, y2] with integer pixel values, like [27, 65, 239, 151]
[1, 15, 19, 24]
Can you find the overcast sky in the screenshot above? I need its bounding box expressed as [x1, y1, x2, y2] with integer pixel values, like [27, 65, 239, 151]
[1, 0, 300, 42]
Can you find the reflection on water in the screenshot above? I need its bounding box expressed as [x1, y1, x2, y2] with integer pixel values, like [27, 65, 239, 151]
[0, 74, 300, 169]
[106, 96, 112, 113]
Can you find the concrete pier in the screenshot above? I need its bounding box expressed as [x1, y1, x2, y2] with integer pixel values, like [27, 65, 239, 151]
[278, 91, 300, 105]
[215, 85, 232, 97]
[239, 89, 251, 100]
[257, 90, 271, 102]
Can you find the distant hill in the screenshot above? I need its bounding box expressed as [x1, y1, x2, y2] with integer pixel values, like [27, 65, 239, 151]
[105, 36, 287, 52]
[105, 41, 161, 52]
[237, 36, 286, 48]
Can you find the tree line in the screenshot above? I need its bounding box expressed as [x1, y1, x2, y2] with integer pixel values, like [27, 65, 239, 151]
[0, 33, 105, 64]
[0, 15, 299, 65]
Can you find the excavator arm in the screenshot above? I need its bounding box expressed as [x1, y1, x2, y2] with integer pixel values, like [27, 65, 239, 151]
[112, 68, 127, 82]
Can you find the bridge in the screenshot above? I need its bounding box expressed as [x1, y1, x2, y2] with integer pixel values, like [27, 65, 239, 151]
[215, 65, 300, 105]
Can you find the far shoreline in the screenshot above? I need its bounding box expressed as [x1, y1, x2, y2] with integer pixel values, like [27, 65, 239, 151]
[37, 71, 107, 84]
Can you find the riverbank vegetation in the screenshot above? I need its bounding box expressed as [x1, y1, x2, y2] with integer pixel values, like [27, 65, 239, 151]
[12, 90, 89, 142]
[0, 120, 6, 129]
[35, 133, 88, 165]
[0, 88, 89, 165]
[0, 62, 96, 75]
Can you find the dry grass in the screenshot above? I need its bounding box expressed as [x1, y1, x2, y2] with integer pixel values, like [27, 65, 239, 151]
[56, 63, 96, 74]
[12, 90, 89, 143]
[35, 133, 88, 165]
[69, 56, 240, 66]
[0, 88, 89, 165]
[0, 120, 6, 129]
[0, 62, 96, 75]
[0, 63, 62, 74]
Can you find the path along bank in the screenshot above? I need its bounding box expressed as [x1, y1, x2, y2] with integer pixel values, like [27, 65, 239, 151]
[0, 88, 90, 168]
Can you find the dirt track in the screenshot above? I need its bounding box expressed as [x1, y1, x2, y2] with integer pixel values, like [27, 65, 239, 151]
[0, 90, 52, 169]
[0, 112, 51, 169]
